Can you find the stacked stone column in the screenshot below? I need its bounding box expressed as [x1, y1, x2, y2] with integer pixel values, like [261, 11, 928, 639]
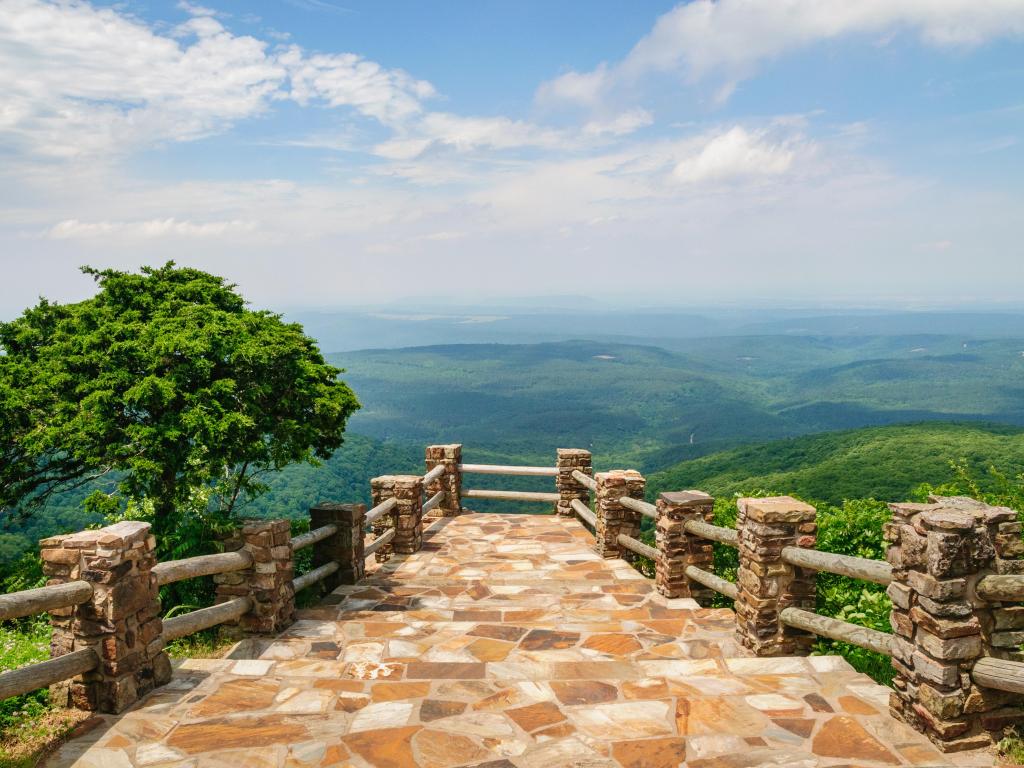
[310, 503, 366, 589]
[214, 520, 295, 634]
[735, 496, 818, 656]
[41, 521, 171, 713]
[371, 475, 424, 559]
[656, 490, 715, 602]
[594, 470, 645, 558]
[886, 496, 1024, 752]
[425, 444, 462, 517]
[555, 448, 592, 517]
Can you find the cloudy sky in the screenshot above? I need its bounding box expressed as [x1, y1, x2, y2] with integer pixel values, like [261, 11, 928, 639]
[1, 0, 1023, 316]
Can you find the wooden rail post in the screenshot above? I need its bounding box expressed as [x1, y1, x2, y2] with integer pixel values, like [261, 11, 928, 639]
[310, 503, 366, 589]
[594, 470, 645, 559]
[425, 444, 462, 517]
[556, 448, 592, 517]
[656, 490, 715, 602]
[886, 496, 1024, 752]
[734, 496, 817, 656]
[41, 521, 170, 713]
[214, 520, 295, 634]
[371, 475, 424, 557]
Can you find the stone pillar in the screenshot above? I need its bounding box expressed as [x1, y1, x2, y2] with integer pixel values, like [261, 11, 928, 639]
[214, 520, 295, 634]
[656, 490, 715, 602]
[425, 444, 462, 517]
[310, 503, 366, 590]
[886, 496, 1024, 752]
[371, 475, 424, 557]
[41, 521, 171, 713]
[556, 448, 592, 517]
[734, 496, 817, 657]
[594, 470, 645, 558]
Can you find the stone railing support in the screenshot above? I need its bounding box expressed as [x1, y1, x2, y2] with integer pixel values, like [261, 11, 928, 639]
[594, 470, 645, 559]
[371, 475, 424, 558]
[735, 496, 817, 656]
[556, 448, 592, 517]
[310, 503, 366, 589]
[41, 521, 170, 713]
[886, 496, 1024, 752]
[656, 490, 715, 602]
[425, 444, 462, 517]
[214, 520, 295, 635]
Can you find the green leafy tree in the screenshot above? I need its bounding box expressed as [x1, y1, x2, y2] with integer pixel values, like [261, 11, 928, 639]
[0, 263, 359, 542]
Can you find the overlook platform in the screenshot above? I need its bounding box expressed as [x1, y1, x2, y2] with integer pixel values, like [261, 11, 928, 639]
[46, 513, 980, 768]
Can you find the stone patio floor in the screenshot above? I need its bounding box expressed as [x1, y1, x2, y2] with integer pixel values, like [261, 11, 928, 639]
[45, 513, 994, 767]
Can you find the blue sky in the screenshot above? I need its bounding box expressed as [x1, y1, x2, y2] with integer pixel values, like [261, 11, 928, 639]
[0, 0, 1022, 315]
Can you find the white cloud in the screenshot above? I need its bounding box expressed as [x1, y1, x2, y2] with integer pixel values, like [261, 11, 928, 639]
[672, 127, 798, 184]
[374, 113, 566, 159]
[48, 217, 258, 240]
[539, 0, 1024, 108]
[582, 109, 653, 137]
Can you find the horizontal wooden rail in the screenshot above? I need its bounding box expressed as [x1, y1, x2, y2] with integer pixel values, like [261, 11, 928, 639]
[617, 534, 658, 561]
[0, 581, 93, 621]
[781, 546, 892, 586]
[365, 497, 398, 525]
[977, 574, 1024, 602]
[780, 606, 893, 656]
[684, 519, 738, 547]
[570, 498, 597, 528]
[685, 565, 739, 600]
[461, 489, 561, 503]
[620, 496, 657, 520]
[153, 551, 253, 587]
[423, 464, 446, 484]
[422, 490, 445, 515]
[459, 463, 558, 477]
[293, 561, 339, 593]
[972, 657, 1024, 694]
[0, 648, 98, 701]
[291, 524, 338, 553]
[365, 527, 396, 557]
[571, 469, 597, 491]
[163, 597, 253, 643]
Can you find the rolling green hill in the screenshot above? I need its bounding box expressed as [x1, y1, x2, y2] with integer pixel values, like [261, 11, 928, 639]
[646, 422, 1024, 505]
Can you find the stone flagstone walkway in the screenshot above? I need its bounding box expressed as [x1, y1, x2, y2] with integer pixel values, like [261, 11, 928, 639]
[45, 513, 988, 767]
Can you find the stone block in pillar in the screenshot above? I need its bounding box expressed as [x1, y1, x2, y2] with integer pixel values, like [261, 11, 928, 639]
[594, 470, 645, 558]
[556, 448, 592, 517]
[656, 490, 715, 602]
[734, 496, 817, 657]
[41, 521, 171, 713]
[371, 475, 424, 557]
[425, 444, 462, 517]
[214, 519, 295, 635]
[310, 503, 366, 589]
[885, 495, 1024, 753]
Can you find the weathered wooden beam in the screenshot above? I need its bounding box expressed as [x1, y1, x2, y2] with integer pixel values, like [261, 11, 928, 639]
[972, 656, 1024, 695]
[423, 464, 446, 485]
[162, 597, 253, 642]
[570, 498, 597, 528]
[780, 606, 893, 656]
[976, 574, 1024, 602]
[421, 490, 445, 515]
[459, 463, 558, 477]
[291, 524, 338, 553]
[619, 495, 657, 520]
[571, 469, 597, 492]
[781, 546, 892, 586]
[683, 519, 738, 547]
[365, 497, 398, 525]
[293, 561, 340, 593]
[0, 581, 93, 621]
[153, 551, 253, 587]
[684, 565, 739, 600]
[617, 533, 658, 561]
[0, 648, 98, 701]
[461, 489, 561, 503]
[365, 527, 396, 557]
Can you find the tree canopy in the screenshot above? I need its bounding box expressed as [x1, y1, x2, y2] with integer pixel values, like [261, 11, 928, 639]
[0, 263, 359, 539]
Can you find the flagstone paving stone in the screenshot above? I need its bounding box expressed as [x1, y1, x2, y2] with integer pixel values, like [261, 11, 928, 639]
[45, 513, 993, 767]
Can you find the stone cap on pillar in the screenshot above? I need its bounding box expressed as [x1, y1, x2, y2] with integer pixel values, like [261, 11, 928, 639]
[557, 448, 591, 458]
[310, 502, 365, 522]
[889, 497, 1017, 527]
[40, 520, 151, 549]
[658, 490, 712, 507]
[737, 496, 815, 523]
